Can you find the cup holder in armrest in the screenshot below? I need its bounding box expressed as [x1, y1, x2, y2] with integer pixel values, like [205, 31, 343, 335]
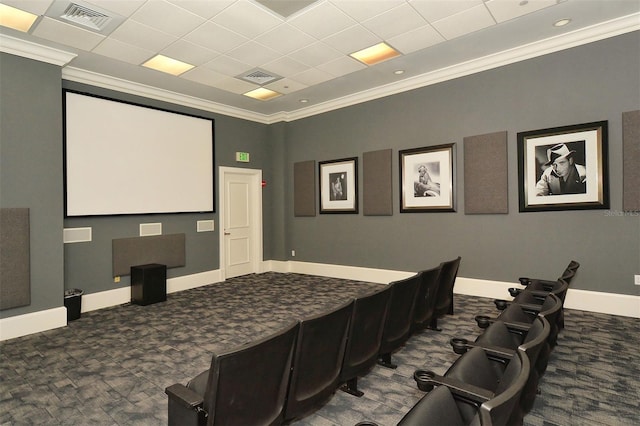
[450, 337, 469, 355]
[508, 287, 522, 298]
[494, 299, 508, 310]
[519, 277, 531, 286]
[475, 315, 491, 329]
[413, 370, 436, 392]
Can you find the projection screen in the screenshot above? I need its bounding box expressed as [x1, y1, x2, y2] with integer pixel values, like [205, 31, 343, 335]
[64, 91, 214, 216]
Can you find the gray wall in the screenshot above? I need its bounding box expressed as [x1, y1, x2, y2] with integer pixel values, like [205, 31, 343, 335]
[283, 32, 640, 296]
[1, 54, 64, 318]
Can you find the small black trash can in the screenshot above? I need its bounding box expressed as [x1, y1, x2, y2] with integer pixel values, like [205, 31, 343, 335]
[64, 288, 83, 322]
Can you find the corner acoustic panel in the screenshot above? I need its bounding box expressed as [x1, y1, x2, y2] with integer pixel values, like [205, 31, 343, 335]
[622, 110, 640, 211]
[464, 131, 509, 214]
[294, 160, 316, 217]
[363, 149, 393, 216]
[112, 233, 185, 277]
[0, 208, 31, 310]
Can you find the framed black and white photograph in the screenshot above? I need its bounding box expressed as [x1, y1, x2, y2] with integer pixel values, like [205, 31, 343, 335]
[517, 121, 609, 212]
[319, 157, 358, 214]
[400, 144, 455, 212]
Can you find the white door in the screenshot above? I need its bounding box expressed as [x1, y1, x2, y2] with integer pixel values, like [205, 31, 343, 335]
[220, 167, 263, 279]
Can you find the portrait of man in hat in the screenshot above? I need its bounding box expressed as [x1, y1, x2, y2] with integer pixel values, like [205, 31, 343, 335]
[535, 142, 587, 196]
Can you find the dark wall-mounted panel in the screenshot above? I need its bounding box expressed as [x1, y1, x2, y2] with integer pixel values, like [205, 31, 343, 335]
[112, 233, 185, 277]
[294, 160, 316, 216]
[363, 149, 393, 216]
[463, 131, 509, 214]
[0, 208, 31, 310]
[622, 110, 640, 211]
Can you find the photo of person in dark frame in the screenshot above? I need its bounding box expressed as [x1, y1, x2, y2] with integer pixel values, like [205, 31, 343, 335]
[535, 141, 587, 196]
[329, 172, 347, 200]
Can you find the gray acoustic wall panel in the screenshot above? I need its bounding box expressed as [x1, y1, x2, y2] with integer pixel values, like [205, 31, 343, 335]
[622, 110, 640, 211]
[294, 160, 316, 216]
[463, 131, 509, 214]
[0, 208, 31, 310]
[363, 149, 393, 216]
[112, 233, 186, 277]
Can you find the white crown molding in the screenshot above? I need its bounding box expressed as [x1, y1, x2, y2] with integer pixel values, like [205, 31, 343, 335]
[0, 34, 77, 66]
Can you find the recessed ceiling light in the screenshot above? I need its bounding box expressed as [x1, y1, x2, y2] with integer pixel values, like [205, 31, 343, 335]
[142, 55, 195, 76]
[554, 18, 571, 27]
[394, 70, 405, 75]
[299, 99, 309, 103]
[243, 87, 282, 101]
[350, 42, 401, 66]
[0, 4, 38, 32]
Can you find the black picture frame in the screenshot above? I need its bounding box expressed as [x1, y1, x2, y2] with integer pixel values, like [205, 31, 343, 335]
[399, 144, 456, 213]
[517, 121, 609, 212]
[319, 157, 358, 214]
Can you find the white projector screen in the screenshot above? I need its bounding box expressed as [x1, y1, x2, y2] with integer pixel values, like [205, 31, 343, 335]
[64, 91, 214, 216]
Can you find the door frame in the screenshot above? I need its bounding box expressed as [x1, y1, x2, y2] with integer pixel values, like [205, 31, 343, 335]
[218, 166, 263, 280]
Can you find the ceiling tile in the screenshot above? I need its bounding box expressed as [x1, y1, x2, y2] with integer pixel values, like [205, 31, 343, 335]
[181, 66, 228, 85]
[485, 0, 559, 24]
[2, 0, 54, 15]
[290, 67, 334, 86]
[166, 0, 235, 19]
[161, 39, 218, 66]
[183, 21, 248, 53]
[332, 0, 405, 22]
[322, 24, 381, 55]
[288, 41, 342, 67]
[288, 0, 355, 39]
[225, 40, 281, 67]
[83, 0, 146, 17]
[254, 23, 316, 55]
[362, 2, 428, 40]
[130, 0, 205, 38]
[211, 0, 283, 39]
[409, 0, 484, 23]
[31, 17, 105, 51]
[316, 55, 366, 77]
[92, 37, 154, 65]
[109, 19, 177, 51]
[431, 3, 496, 40]
[264, 78, 308, 94]
[262, 56, 310, 78]
[202, 55, 253, 77]
[206, 76, 259, 95]
[387, 24, 444, 54]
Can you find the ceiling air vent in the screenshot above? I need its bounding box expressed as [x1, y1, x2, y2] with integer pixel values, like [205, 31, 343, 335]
[237, 68, 282, 86]
[59, 3, 111, 31]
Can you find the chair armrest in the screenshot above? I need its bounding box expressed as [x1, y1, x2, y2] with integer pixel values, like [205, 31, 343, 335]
[500, 321, 532, 334]
[519, 277, 556, 290]
[165, 384, 206, 426]
[413, 370, 493, 403]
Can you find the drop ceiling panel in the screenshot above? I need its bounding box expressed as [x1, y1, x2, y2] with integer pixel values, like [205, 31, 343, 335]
[317, 55, 366, 77]
[387, 24, 444, 54]
[211, 0, 283, 39]
[109, 19, 177, 51]
[486, 0, 559, 24]
[181, 66, 227, 86]
[183, 21, 248, 53]
[82, 0, 146, 17]
[160, 39, 217, 66]
[226, 40, 281, 67]
[129, 0, 205, 38]
[92, 37, 154, 64]
[166, 0, 235, 19]
[432, 3, 496, 40]
[289, 1, 356, 39]
[262, 56, 310, 77]
[32, 16, 105, 51]
[291, 67, 334, 86]
[332, 0, 405, 22]
[288, 41, 342, 67]
[206, 76, 257, 94]
[362, 2, 428, 40]
[202, 54, 252, 76]
[254, 23, 316, 55]
[409, 0, 484, 22]
[265, 77, 308, 94]
[322, 24, 381, 55]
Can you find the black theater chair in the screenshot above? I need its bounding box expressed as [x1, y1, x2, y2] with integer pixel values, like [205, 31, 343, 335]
[430, 256, 462, 331]
[513, 260, 579, 296]
[476, 293, 562, 349]
[165, 320, 299, 426]
[510, 272, 573, 330]
[283, 300, 354, 422]
[450, 317, 551, 416]
[377, 272, 422, 369]
[405, 348, 530, 426]
[340, 285, 392, 397]
[411, 265, 442, 333]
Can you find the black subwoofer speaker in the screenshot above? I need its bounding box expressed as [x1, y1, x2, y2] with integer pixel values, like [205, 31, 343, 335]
[131, 263, 167, 306]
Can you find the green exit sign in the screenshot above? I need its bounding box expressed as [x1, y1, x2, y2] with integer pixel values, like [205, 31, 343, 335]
[236, 152, 250, 162]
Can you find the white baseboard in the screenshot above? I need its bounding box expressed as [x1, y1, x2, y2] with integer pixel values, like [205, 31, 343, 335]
[3, 262, 638, 341]
[0, 307, 67, 341]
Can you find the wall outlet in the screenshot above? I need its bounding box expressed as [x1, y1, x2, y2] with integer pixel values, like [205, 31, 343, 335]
[114, 276, 121, 283]
[635, 275, 640, 285]
[291, 250, 296, 257]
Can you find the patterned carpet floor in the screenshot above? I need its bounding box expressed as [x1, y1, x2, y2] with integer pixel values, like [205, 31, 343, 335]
[1, 272, 638, 425]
